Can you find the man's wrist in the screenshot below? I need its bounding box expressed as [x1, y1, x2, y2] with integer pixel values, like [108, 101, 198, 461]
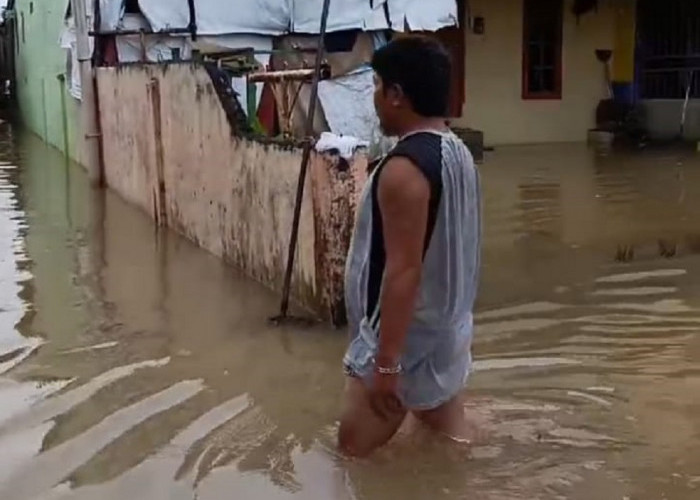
[374, 353, 401, 371]
[375, 352, 399, 364]
[374, 359, 402, 375]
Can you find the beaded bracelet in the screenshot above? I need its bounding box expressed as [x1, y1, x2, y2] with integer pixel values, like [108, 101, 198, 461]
[374, 361, 402, 375]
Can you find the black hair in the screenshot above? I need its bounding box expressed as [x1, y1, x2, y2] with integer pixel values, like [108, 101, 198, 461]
[371, 35, 452, 117]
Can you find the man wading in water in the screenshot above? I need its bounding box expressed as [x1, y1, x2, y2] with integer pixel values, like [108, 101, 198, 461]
[339, 36, 482, 457]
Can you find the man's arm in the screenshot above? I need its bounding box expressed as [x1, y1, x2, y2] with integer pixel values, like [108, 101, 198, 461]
[375, 156, 431, 368]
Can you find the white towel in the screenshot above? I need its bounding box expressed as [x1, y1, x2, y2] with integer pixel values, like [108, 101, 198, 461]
[315, 132, 369, 160]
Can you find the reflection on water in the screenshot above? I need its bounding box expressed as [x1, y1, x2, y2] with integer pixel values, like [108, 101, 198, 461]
[0, 133, 698, 499]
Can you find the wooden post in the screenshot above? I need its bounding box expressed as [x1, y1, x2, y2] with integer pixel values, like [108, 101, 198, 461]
[149, 78, 167, 227]
[139, 30, 147, 62]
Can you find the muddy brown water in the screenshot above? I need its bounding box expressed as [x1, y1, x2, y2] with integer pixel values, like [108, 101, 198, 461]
[0, 128, 699, 499]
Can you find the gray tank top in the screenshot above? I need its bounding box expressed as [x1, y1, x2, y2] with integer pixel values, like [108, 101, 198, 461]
[345, 130, 481, 370]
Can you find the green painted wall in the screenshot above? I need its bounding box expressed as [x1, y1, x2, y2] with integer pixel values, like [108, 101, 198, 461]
[14, 0, 81, 161]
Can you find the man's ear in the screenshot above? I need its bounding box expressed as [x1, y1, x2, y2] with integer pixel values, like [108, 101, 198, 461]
[386, 83, 405, 106]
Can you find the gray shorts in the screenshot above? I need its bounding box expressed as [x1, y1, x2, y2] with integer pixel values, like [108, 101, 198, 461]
[342, 328, 473, 411]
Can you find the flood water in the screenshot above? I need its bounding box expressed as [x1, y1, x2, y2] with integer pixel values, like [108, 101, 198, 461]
[0, 127, 699, 499]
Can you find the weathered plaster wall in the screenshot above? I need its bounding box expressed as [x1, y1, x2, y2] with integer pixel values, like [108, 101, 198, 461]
[96, 62, 364, 320]
[642, 100, 700, 141]
[310, 153, 368, 325]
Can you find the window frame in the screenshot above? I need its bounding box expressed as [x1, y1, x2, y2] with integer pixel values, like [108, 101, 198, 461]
[522, 0, 564, 100]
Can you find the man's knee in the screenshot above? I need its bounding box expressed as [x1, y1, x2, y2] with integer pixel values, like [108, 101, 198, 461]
[337, 418, 374, 458]
[413, 396, 463, 432]
[338, 378, 374, 457]
[337, 377, 406, 457]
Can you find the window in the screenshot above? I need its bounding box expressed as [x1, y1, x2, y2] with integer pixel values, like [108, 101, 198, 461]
[638, 0, 700, 99]
[522, 0, 563, 99]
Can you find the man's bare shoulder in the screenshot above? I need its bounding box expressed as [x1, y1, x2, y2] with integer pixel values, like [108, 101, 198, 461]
[378, 156, 430, 207]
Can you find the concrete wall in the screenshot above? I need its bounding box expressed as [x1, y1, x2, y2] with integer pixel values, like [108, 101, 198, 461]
[641, 100, 700, 141]
[456, 0, 617, 145]
[13, 0, 86, 163]
[95, 63, 365, 321]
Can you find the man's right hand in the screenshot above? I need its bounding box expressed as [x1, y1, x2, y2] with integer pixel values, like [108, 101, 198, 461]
[368, 371, 404, 420]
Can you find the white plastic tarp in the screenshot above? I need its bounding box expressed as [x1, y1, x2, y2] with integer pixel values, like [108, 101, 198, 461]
[101, 0, 456, 35]
[138, 0, 290, 35]
[317, 66, 394, 156]
[292, 0, 388, 33]
[387, 0, 458, 32]
[117, 15, 192, 63]
[288, 0, 459, 33]
[99, 0, 124, 30]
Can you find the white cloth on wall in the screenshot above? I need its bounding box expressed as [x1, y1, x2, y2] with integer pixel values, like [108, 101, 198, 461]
[116, 14, 192, 63]
[315, 132, 369, 160]
[58, 17, 82, 100]
[198, 35, 274, 117]
[60, 0, 96, 100]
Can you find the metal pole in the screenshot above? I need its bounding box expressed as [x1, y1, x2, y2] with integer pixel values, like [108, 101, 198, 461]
[70, 0, 102, 186]
[680, 70, 694, 139]
[57, 74, 71, 163]
[187, 0, 198, 41]
[277, 0, 332, 321]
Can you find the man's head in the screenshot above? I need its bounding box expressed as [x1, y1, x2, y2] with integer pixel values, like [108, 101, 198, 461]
[371, 35, 452, 137]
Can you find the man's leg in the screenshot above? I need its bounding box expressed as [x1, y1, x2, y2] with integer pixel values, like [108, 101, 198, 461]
[338, 377, 406, 457]
[412, 394, 481, 443]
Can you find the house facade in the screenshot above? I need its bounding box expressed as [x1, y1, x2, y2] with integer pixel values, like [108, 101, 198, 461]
[450, 0, 636, 145]
[3, 0, 673, 323]
[5, 1, 642, 151]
